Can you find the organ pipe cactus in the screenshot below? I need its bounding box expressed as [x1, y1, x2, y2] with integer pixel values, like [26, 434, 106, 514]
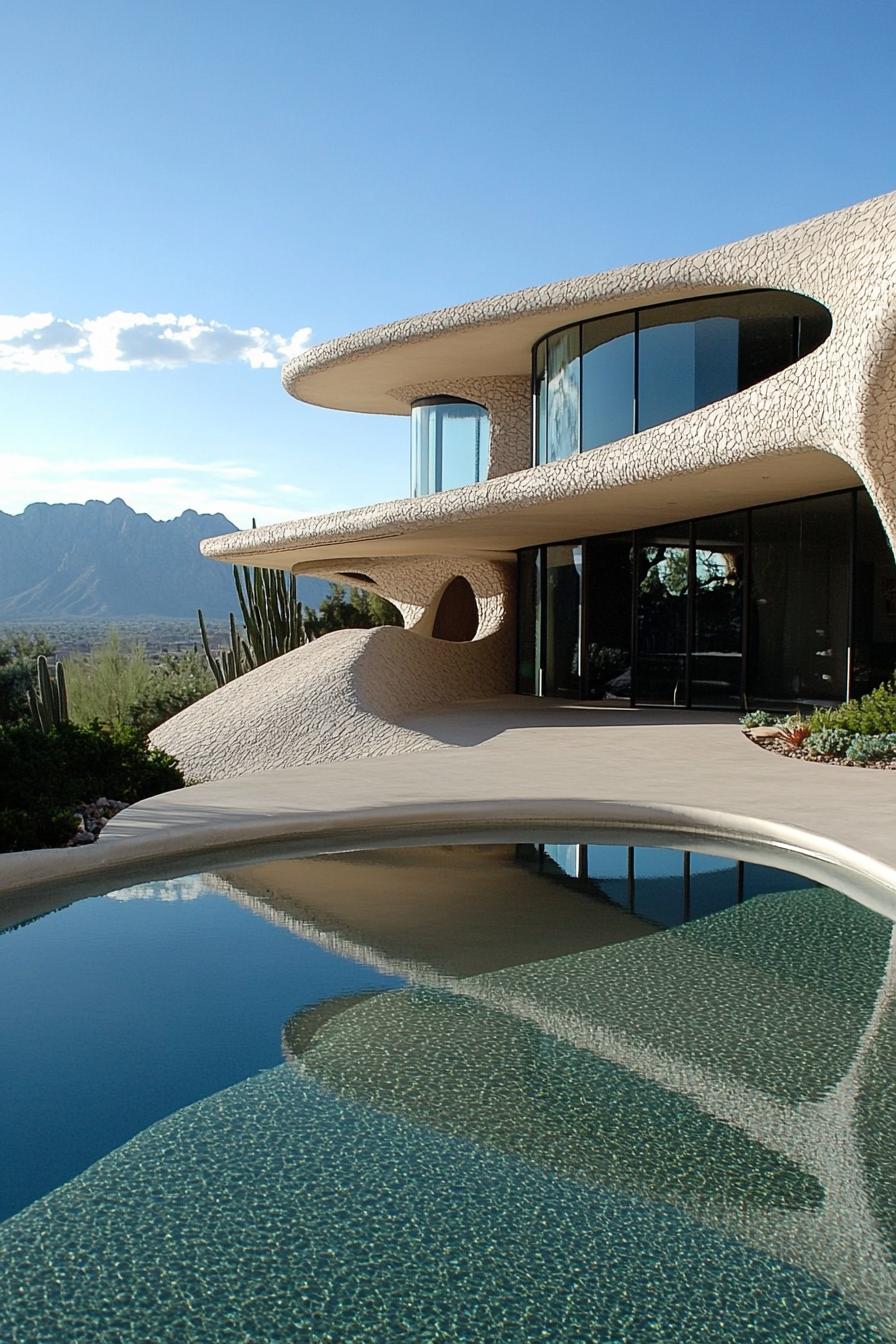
[198, 557, 308, 687]
[28, 655, 69, 732]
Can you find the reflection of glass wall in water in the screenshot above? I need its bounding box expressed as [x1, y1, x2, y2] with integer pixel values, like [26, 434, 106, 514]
[523, 841, 815, 928]
[636, 527, 690, 705]
[544, 544, 582, 696]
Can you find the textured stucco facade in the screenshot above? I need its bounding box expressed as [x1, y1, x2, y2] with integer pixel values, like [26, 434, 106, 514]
[153, 192, 896, 780]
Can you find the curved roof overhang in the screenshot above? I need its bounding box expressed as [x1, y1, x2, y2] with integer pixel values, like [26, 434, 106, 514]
[201, 449, 861, 573]
[282, 276, 755, 414]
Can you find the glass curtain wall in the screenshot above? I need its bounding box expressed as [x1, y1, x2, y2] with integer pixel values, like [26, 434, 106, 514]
[410, 398, 489, 496]
[692, 512, 745, 709]
[517, 488, 896, 711]
[544, 544, 582, 696]
[853, 490, 896, 697]
[532, 290, 832, 465]
[748, 492, 851, 705]
[636, 525, 690, 705]
[583, 536, 633, 700]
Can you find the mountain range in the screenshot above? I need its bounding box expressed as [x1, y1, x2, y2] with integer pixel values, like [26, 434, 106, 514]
[0, 499, 329, 619]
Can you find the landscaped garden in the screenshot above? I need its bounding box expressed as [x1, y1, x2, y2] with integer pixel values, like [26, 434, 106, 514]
[741, 678, 896, 767]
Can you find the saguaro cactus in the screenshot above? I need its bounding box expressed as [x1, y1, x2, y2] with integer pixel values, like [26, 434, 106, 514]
[28, 655, 69, 732]
[198, 561, 308, 686]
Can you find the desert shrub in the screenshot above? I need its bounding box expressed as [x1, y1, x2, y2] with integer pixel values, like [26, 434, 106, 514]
[129, 650, 216, 733]
[0, 720, 184, 852]
[809, 678, 896, 736]
[804, 728, 853, 758]
[740, 710, 781, 728]
[845, 733, 896, 765]
[66, 630, 153, 728]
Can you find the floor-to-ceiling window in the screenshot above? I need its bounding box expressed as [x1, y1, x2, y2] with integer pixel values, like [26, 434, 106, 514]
[635, 524, 690, 705]
[583, 536, 632, 700]
[544, 544, 582, 697]
[516, 487, 896, 711]
[748, 492, 851, 706]
[692, 512, 745, 709]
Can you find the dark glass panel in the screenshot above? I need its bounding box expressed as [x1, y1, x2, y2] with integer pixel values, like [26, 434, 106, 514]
[544, 544, 582, 697]
[582, 313, 635, 450]
[748, 493, 851, 707]
[534, 340, 547, 465]
[851, 490, 896, 697]
[636, 526, 690, 704]
[545, 327, 581, 462]
[517, 548, 540, 695]
[585, 844, 630, 909]
[692, 511, 745, 708]
[633, 847, 685, 926]
[637, 301, 739, 431]
[688, 853, 739, 920]
[583, 536, 632, 700]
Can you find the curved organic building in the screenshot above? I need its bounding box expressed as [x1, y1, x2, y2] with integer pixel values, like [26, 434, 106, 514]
[155, 192, 896, 777]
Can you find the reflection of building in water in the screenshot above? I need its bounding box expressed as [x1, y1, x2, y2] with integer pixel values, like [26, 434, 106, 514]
[212, 852, 895, 1337]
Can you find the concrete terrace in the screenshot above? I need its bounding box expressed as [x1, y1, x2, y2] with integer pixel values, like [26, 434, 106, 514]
[1, 698, 894, 928]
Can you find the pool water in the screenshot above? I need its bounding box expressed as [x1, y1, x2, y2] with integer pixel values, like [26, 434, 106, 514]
[1, 841, 894, 1342]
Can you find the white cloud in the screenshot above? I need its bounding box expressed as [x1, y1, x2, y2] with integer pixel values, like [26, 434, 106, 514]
[0, 310, 312, 373]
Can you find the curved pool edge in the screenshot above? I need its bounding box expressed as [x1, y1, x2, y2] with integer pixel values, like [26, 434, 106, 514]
[1, 794, 895, 933]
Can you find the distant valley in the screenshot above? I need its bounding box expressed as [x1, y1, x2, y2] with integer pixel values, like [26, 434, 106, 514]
[0, 499, 330, 622]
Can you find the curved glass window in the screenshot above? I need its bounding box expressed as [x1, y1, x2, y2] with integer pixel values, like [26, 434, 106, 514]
[411, 397, 489, 496]
[533, 290, 832, 465]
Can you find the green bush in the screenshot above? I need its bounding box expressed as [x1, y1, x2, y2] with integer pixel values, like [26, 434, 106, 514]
[0, 720, 184, 852]
[129, 650, 215, 734]
[65, 630, 153, 728]
[845, 733, 896, 765]
[804, 728, 853, 758]
[809, 678, 896, 736]
[0, 632, 53, 725]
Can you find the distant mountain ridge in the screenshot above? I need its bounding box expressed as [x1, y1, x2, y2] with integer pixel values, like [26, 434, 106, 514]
[0, 499, 329, 619]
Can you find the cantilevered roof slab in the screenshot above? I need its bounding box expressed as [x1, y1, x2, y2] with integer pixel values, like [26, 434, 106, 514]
[201, 446, 860, 572]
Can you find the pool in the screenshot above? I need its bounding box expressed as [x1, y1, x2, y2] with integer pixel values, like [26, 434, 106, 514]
[1, 839, 894, 1342]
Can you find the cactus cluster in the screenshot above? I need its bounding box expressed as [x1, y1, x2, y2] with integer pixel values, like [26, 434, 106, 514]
[198, 561, 309, 687]
[27, 654, 69, 732]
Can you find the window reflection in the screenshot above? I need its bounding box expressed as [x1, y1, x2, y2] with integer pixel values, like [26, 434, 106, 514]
[582, 314, 635, 450]
[532, 290, 832, 464]
[636, 528, 690, 706]
[544, 544, 582, 697]
[410, 398, 489, 496]
[545, 327, 581, 463]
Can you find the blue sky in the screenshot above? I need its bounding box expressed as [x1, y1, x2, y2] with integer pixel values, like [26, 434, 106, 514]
[2, 0, 894, 527]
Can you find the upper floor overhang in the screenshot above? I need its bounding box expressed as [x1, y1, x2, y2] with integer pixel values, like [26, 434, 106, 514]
[201, 445, 861, 573]
[282, 190, 896, 416]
